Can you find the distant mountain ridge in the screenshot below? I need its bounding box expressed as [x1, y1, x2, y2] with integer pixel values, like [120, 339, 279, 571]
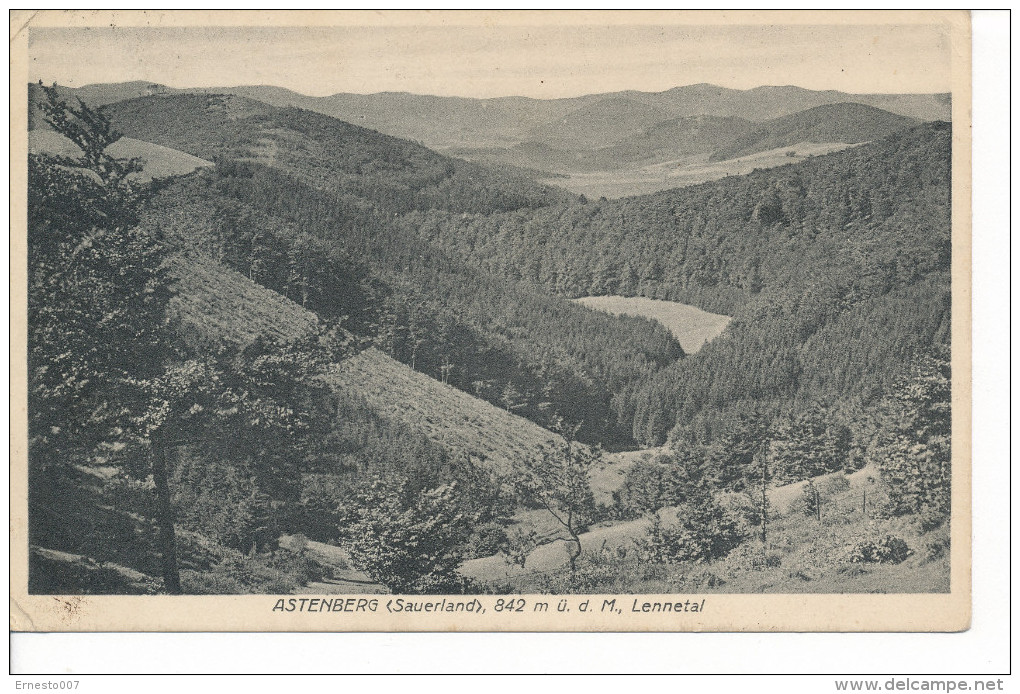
[28, 80, 949, 197]
[446, 114, 759, 173]
[30, 81, 951, 152]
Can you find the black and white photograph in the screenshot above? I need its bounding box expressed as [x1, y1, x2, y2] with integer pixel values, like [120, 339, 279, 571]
[11, 10, 971, 632]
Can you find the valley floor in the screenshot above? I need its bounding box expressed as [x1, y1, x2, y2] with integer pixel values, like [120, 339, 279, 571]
[543, 142, 859, 199]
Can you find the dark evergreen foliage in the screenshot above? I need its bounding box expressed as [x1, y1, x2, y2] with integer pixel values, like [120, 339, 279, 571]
[397, 123, 952, 447]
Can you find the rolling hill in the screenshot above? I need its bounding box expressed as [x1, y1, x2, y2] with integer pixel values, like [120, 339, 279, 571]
[99, 92, 573, 214]
[638, 83, 949, 123]
[446, 115, 757, 174]
[524, 97, 673, 150]
[31, 81, 950, 199]
[708, 102, 921, 161]
[587, 114, 757, 168]
[203, 83, 951, 153]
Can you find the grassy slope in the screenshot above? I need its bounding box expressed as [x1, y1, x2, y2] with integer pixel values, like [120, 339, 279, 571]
[329, 348, 562, 476]
[167, 255, 319, 346]
[168, 256, 563, 473]
[169, 255, 569, 477]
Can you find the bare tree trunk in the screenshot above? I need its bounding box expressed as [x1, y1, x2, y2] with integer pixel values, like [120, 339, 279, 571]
[151, 441, 181, 595]
[566, 508, 581, 576]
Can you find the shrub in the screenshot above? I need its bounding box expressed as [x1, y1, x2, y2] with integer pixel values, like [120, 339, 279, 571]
[922, 523, 951, 562]
[342, 481, 474, 594]
[267, 547, 326, 585]
[687, 567, 727, 588]
[277, 533, 309, 553]
[500, 527, 539, 570]
[819, 474, 851, 496]
[467, 522, 509, 559]
[181, 552, 311, 594]
[844, 534, 912, 564]
[837, 563, 868, 578]
[636, 500, 745, 565]
[790, 480, 820, 517]
[531, 547, 627, 593]
[718, 491, 771, 538]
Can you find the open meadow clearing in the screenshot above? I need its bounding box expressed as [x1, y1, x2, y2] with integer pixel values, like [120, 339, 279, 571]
[29, 129, 212, 181]
[573, 296, 731, 354]
[544, 141, 859, 199]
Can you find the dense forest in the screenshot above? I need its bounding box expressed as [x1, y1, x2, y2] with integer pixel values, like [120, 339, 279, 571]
[126, 92, 951, 453]
[122, 95, 684, 446]
[27, 84, 953, 595]
[397, 122, 952, 450]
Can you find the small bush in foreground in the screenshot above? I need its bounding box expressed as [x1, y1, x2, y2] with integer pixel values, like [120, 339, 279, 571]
[636, 500, 745, 565]
[342, 481, 473, 594]
[843, 535, 912, 564]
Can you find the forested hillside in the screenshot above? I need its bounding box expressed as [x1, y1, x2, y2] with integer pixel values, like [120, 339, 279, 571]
[102, 93, 575, 215]
[399, 122, 952, 447]
[121, 93, 683, 446]
[28, 87, 528, 594]
[121, 89, 950, 457]
[141, 163, 680, 446]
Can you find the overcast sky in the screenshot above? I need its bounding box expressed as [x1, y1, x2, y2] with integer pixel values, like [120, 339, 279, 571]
[28, 23, 952, 98]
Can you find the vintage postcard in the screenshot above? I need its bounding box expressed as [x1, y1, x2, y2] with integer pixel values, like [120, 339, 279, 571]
[10, 9, 971, 632]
